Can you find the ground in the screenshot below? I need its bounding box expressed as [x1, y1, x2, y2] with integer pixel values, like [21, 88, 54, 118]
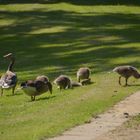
[49, 91, 140, 140]
[97, 113, 140, 140]
[97, 124, 140, 140]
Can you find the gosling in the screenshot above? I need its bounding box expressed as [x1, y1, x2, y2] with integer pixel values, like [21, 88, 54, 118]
[53, 75, 72, 90]
[113, 65, 140, 86]
[77, 67, 90, 82]
[81, 78, 91, 85]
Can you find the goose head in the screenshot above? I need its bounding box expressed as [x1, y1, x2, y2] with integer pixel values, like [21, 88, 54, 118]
[3, 53, 14, 60]
[20, 81, 36, 96]
[3, 53, 15, 72]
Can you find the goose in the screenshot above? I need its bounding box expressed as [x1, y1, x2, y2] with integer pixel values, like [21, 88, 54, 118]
[77, 67, 90, 82]
[71, 81, 82, 87]
[0, 53, 17, 96]
[20, 75, 52, 101]
[113, 65, 140, 86]
[53, 75, 72, 90]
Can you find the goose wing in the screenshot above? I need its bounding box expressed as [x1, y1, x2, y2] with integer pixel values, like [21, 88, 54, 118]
[34, 80, 48, 93]
[0, 71, 17, 89]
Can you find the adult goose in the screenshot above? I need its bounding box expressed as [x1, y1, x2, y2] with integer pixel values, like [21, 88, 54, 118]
[20, 75, 52, 101]
[113, 65, 140, 86]
[0, 53, 17, 96]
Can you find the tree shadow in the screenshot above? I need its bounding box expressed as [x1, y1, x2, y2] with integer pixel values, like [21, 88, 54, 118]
[127, 84, 140, 87]
[0, 0, 139, 5]
[0, 10, 140, 80]
[36, 95, 56, 101]
[6, 92, 22, 96]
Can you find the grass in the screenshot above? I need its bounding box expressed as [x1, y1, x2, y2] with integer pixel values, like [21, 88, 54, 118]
[125, 114, 140, 128]
[0, 1, 140, 140]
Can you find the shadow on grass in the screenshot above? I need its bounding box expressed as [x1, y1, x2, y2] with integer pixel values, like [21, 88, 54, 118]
[127, 84, 140, 87]
[6, 92, 22, 96]
[0, 10, 140, 80]
[0, 0, 139, 5]
[35, 95, 56, 101]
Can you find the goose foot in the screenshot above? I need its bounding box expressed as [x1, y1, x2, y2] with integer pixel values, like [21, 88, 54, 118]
[12, 86, 16, 95]
[31, 96, 35, 101]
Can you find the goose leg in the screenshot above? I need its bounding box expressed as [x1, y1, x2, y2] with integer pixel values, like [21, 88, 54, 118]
[33, 96, 35, 101]
[31, 96, 35, 101]
[125, 78, 128, 86]
[1, 88, 3, 96]
[119, 76, 121, 85]
[12, 86, 16, 95]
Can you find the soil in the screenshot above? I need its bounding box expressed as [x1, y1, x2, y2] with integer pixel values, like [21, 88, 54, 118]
[97, 125, 140, 140]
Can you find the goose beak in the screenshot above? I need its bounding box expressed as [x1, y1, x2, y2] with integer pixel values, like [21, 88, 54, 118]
[3, 53, 13, 58]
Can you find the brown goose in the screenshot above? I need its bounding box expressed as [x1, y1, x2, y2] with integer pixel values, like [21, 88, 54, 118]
[20, 75, 52, 101]
[0, 53, 17, 96]
[113, 65, 140, 86]
[53, 75, 72, 90]
[71, 81, 82, 87]
[77, 67, 90, 82]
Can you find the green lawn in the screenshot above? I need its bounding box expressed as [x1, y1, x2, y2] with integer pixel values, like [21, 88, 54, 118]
[0, 1, 140, 140]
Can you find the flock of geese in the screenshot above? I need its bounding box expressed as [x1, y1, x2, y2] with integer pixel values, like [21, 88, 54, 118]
[0, 53, 140, 101]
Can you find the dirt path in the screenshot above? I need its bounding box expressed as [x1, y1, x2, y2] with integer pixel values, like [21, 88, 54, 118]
[97, 124, 140, 140]
[48, 91, 140, 140]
